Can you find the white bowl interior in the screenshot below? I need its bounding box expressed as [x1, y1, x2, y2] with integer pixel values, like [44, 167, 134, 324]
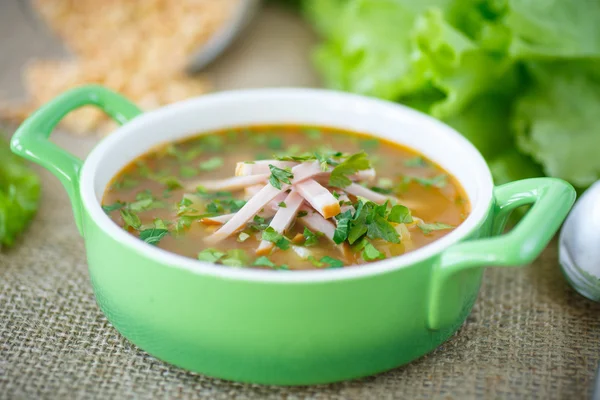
[81, 88, 493, 282]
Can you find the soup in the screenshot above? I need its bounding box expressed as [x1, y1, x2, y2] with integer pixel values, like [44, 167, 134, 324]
[102, 125, 470, 270]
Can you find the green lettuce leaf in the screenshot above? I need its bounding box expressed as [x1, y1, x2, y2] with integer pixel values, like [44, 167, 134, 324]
[0, 138, 41, 248]
[505, 0, 600, 59]
[513, 61, 600, 187]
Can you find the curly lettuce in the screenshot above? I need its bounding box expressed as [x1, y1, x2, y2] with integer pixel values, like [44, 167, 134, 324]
[0, 138, 41, 248]
[302, 0, 600, 188]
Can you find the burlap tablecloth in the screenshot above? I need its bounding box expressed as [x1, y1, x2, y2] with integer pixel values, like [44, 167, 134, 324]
[2, 4, 600, 400]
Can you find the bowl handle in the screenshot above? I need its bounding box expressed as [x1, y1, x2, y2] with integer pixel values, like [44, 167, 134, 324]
[10, 85, 142, 235]
[427, 178, 575, 330]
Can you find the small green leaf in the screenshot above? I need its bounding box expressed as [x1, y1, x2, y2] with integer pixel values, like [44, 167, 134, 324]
[222, 249, 249, 267]
[303, 128, 321, 140]
[120, 209, 141, 230]
[267, 137, 284, 150]
[388, 205, 413, 224]
[198, 248, 225, 263]
[199, 157, 224, 171]
[321, 256, 344, 268]
[262, 227, 290, 250]
[278, 201, 287, 208]
[404, 156, 429, 167]
[417, 222, 455, 235]
[153, 218, 169, 229]
[180, 166, 198, 178]
[268, 164, 294, 190]
[253, 256, 276, 268]
[296, 210, 308, 218]
[329, 152, 371, 188]
[102, 201, 125, 213]
[367, 215, 400, 243]
[158, 176, 183, 191]
[333, 210, 353, 244]
[139, 228, 168, 246]
[404, 174, 447, 188]
[303, 227, 321, 247]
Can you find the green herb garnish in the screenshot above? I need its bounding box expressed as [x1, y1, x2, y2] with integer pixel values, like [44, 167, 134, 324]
[356, 239, 386, 261]
[302, 227, 321, 246]
[120, 209, 141, 230]
[102, 201, 125, 213]
[267, 137, 284, 150]
[113, 176, 139, 190]
[296, 210, 308, 218]
[180, 166, 198, 178]
[278, 201, 287, 208]
[388, 205, 413, 224]
[329, 151, 371, 188]
[253, 256, 276, 268]
[304, 128, 321, 140]
[198, 248, 226, 263]
[417, 222, 455, 235]
[403, 174, 447, 188]
[139, 228, 168, 246]
[335, 200, 400, 245]
[222, 249, 249, 267]
[268, 164, 294, 190]
[321, 256, 344, 268]
[404, 156, 429, 168]
[262, 227, 290, 250]
[199, 157, 224, 171]
[158, 176, 183, 191]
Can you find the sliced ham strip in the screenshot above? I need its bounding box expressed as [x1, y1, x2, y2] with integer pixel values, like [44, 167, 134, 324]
[299, 210, 349, 258]
[201, 213, 235, 225]
[256, 190, 305, 255]
[189, 174, 268, 192]
[295, 179, 340, 219]
[235, 161, 298, 176]
[205, 162, 324, 243]
[344, 183, 390, 204]
[205, 184, 283, 244]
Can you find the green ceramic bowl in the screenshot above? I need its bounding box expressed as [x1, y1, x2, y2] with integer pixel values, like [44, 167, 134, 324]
[11, 85, 575, 385]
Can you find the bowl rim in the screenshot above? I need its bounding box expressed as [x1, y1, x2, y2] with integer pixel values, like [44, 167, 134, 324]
[80, 88, 494, 283]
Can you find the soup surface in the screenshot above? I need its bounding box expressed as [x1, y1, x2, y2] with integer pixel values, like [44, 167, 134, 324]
[102, 125, 470, 270]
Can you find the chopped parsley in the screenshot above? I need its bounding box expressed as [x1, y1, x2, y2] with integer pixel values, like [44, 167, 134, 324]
[308, 255, 344, 269]
[120, 209, 141, 230]
[198, 248, 225, 263]
[268, 164, 293, 190]
[404, 156, 429, 167]
[221, 249, 249, 267]
[356, 239, 385, 261]
[302, 227, 321, 247]
[102, 201, 125, 213]
[180, 166, 198, 178]
[329, 151, 371, 188]
[360, 139, 380, 150]
[278, 201, 287, 208]
[139, 228, 168, 246]
[267, 137, 284, 150]
[403, 174, 447, 188]
[112, 176, 139, 190]
[296, 210, 308, 218]
[321, 256, 344, 268]
[417, 222, 455, 235]
[199, 157, 224, 171]
[253, 256, 276, 268]
[158, 176, 183, 191]
[388, 205, 413, 224]
[262, 227, 291, 250]
[333, 200, 400, 245]
[304, 128, 321, 140]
